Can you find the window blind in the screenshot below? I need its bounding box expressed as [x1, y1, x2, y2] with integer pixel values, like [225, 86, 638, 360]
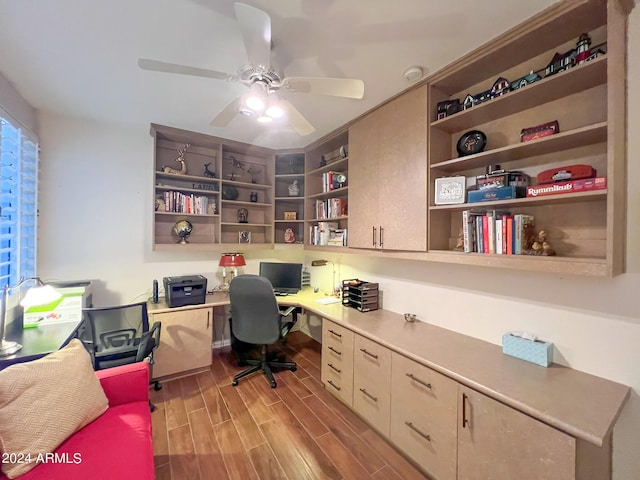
[0, 113, 38, 291]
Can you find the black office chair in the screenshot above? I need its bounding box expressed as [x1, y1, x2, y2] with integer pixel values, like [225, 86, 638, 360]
[81, 302, 162, 392]
[229, 274, 297, 388]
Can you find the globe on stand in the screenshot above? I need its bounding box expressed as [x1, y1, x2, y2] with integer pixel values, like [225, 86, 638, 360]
[173, 219, 193, 244]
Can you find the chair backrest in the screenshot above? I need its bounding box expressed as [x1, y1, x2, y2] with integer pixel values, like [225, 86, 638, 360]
[82, 302, 150, 367]
[229, 274, 282, 345]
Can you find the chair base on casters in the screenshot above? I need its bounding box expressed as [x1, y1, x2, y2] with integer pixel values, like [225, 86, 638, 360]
[232, 345, 296, 388]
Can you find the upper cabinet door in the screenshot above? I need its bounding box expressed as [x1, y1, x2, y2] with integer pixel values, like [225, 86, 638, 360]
[377, 85, 428, 251]
[348, 85, 428, 251]
[348, 111, 381, 249]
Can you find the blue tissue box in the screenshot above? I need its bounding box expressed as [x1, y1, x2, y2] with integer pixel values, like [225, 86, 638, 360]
[502, 333, 553, 367]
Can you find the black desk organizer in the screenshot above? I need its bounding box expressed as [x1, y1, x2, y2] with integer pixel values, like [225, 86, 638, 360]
[341, 279, 379, 312]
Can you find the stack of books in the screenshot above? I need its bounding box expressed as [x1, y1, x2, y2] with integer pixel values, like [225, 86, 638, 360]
[462, 210, 535, 254]
[314, 198, 347, 219]
[309, 222, 347, 246]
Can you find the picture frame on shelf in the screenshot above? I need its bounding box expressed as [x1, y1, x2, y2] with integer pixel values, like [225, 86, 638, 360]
[239, 231, 251, 244]
[434, 176, 466, 205]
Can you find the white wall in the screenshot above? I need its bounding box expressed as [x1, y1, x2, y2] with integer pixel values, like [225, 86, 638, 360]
[31, 7, 640, 479]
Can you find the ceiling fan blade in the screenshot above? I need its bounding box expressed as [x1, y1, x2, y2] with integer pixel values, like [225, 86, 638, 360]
[138, 58, 233, 81]
[211, 97, 242, 127]
[281, 99, 315, 136]
[284, 77, 365, 99]
[234, 3, 271, 69]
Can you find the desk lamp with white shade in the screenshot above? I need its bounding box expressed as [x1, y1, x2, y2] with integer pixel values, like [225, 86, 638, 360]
[0, 278, 62, 357]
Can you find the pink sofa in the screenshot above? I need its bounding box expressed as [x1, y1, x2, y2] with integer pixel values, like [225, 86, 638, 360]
[0, 362, 154, 480]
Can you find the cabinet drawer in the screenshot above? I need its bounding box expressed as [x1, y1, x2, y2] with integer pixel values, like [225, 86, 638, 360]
[353, 335, 391, 436]
[354, 335, 392, 383]
[390, 353, 457, 480]
[321, 320, 354, 405]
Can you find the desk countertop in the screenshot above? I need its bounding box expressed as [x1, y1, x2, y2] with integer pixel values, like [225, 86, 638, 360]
[0, 319, 80, 368]
[148, 288, 629, 448]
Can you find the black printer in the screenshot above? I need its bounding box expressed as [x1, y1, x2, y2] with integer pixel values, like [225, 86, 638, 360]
[163, 275, 207, 308]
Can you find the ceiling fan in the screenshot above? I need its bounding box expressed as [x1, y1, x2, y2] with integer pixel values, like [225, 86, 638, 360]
[138, 3, 365, 136]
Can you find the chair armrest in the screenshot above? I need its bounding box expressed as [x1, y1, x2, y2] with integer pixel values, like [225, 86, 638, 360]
[96, 362, 150, 407]
[279, 306, 297, 318]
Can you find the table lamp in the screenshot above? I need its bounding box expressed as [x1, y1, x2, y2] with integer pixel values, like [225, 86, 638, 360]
[0, 278, 62, 357]
[218, 253, 246, 291]
[311, 259, 340, 297]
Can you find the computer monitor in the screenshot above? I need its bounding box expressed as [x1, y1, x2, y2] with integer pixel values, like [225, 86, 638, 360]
[259, 262, 302, 294]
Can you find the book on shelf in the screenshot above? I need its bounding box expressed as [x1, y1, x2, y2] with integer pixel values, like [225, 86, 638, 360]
[310, 222, 340, 246]
[462, 210, 513, 254]
[328, 228, 348, 246]
[506, 216, 514, 255]
[462, 210, 484, 253]
[163, 190, 209, 214]
[315, 198, 347, 219]
[322, 171, 347, 193]
[514, 214, 535, 254]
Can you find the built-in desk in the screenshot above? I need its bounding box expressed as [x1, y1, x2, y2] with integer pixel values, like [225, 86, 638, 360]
[149, 289, 629, 451]
[6, 288, 627, 478]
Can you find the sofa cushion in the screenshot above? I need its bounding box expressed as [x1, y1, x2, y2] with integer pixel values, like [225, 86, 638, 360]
[8, 401, 154, 480]
[0, 339, 108, 479]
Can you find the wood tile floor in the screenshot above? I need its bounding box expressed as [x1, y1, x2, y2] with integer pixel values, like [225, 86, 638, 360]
[151, 331, 429, 480]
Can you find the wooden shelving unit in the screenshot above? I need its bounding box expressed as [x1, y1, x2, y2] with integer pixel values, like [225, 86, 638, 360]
[426, 0, 627, 276]
[274, 152, 305, 245]
[304, 131, 350, 248]
[151, 124, 275, 250]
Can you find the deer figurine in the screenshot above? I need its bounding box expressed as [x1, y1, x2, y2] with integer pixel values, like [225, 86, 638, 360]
[162, 143, 190, 174]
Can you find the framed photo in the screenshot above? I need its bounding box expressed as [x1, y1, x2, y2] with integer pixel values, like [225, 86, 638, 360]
[434, 176, 466, 205]
[284, 211, 297, 220]
[239, 231, 251, 244]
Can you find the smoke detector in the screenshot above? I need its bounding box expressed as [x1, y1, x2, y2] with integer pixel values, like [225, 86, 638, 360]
[404, 66, 423, 82]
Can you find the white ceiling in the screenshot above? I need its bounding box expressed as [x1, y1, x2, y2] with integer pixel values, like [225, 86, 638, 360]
[0, 0, 558, 149]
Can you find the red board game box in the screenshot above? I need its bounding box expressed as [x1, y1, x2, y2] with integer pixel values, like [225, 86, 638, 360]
[526, 177, 607, 197]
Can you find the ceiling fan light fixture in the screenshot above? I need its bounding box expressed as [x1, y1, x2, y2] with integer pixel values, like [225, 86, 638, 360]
[265, 97, 284, 119]
[244, 82, 267, 111]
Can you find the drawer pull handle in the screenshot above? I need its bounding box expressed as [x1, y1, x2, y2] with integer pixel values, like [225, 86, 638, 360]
[327, 380, 341, 391]
[462, 393, 470, 428]
[405, 421, 431, 442]
[328, 363, 341, 373]
[328, 329, 342, 338]
[360, 348, 379, 359]
[405, 373, 432, 389]
[328, 346, 342, 356]
[359, 388, 378, 402]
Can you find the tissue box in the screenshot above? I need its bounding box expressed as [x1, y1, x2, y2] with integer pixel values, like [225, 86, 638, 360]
[502, 333, 553, 367]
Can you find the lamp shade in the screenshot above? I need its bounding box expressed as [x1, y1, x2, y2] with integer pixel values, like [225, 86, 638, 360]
[19, 284, 61, 308]
[219, 253, 246, 268]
